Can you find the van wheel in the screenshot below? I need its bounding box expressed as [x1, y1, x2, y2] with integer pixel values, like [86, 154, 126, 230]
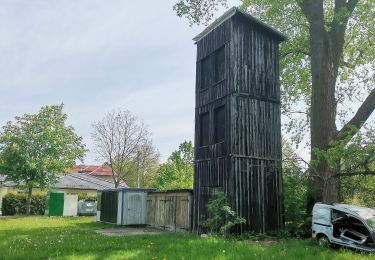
[317, 235, 330, 248]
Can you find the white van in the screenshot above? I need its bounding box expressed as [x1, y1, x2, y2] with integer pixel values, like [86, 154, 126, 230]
[312, 203, 375, 252]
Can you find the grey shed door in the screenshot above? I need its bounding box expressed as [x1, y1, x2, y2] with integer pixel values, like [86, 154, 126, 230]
[126, 193, 143, 225]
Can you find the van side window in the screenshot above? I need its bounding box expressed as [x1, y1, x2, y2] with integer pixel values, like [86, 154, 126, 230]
[331, 209, 346, 222]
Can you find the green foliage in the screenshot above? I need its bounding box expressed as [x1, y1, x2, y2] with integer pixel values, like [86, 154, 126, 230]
[311, 125, 375, 208]
[152, 141, 194, 190]
[282, 141, 309, 237]
[0, 104, 86, 190]
[2, 193, 46, 215]
[313, 125, 375, 172]
[341, 175, 375, 208]
[174, 0, 228, 25]
[201, 190, 246, 235]
[240, 1, 375, 149]
[77, 193, 97, 201]
[0, 104, 86, 213]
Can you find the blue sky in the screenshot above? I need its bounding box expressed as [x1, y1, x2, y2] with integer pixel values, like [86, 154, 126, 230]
[0, 1, 240, 163]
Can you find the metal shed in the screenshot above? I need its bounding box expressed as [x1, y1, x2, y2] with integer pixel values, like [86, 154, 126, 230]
[97, 188, 154, 225]
[147, 190, 193, 232]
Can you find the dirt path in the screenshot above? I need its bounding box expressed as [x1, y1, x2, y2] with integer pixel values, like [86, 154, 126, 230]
[96, 227, 165, 236]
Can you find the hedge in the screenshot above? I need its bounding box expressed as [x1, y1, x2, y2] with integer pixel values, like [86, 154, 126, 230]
[2, 193, 46, 216]
[2, 192, 97, 216]
[77, 193, 97, 201]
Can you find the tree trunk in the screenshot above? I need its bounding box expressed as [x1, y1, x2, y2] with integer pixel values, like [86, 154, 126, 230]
[299, 0, 370, 214]
[110, 163, 119, 188]
[307, 0, 339, 212]
[26, 186, 33, 215]
[311, 54, 339, 203]
[114, 173, 119, 188]
[136, 171, 140, 188]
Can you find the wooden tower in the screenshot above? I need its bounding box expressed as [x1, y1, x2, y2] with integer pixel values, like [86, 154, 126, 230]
[193, 7, 287, 233]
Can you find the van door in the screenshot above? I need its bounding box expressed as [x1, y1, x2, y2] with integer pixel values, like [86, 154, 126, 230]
[313, 206, 333, 237]
[313, 207, 331, 226]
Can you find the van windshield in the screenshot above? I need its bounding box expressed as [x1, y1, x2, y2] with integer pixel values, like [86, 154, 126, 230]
[366, 217, 375, 230]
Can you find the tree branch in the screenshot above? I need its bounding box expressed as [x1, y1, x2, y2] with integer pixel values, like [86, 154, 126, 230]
[337, 88, 375, 140]
[281, 48, 310, 58]
[329, 0, 358, 69]
[333, 170, 375, 178]
[340, 49, 363, 69]
[347, 0, 359, 13]
[284, 109, 309, 115]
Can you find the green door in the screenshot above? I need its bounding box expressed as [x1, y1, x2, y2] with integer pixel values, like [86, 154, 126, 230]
[49, 192, 64, 216]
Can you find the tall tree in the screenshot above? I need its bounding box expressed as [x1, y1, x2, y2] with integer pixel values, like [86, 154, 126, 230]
[91, 109, 156, 187]
[174, 1, 375, 206]
[0, 104, 86, 214]
[152, 141, 194, 190]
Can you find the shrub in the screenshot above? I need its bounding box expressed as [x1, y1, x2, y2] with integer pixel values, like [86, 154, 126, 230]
[201, 190, 246, 236]
[2, 193, 46, 215]
[77, 193, 97, 201]
[282, 141, 310, 237]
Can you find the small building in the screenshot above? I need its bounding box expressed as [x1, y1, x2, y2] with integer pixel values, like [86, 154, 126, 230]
[45, 191, 78, 216]
[97, 188, 154, 225]
[0, 172, 127, 214]
[147, 190, 193, 232]
[193, 7, 287, 233]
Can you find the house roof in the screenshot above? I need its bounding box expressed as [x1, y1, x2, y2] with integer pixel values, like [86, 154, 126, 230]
[54, 173, 127, 190]
[66, 165, 114, 176]
[193, 7, 287, 43]
[0, 172, 128, 190]
[99, 188, 155, 192]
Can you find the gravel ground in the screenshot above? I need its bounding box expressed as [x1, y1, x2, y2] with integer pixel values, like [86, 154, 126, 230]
[96, 227, 166, 236]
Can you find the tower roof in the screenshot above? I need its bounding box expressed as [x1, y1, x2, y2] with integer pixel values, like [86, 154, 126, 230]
[193, 7, 287, 43]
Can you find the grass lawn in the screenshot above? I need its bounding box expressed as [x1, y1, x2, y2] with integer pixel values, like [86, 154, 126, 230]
[0, 216, 374, 259]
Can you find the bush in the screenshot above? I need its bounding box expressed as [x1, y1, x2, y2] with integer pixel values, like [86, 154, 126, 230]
[2, 193, 46, 215]
[283, 164, 310, 237]
[201, 190, 246, 236]
[282, 141, 310, 237]
[77, 193, 97, 201]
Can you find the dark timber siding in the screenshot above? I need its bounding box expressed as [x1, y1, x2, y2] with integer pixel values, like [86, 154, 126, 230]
[193, 10, 285, 233]
[100, 191, 118, 224]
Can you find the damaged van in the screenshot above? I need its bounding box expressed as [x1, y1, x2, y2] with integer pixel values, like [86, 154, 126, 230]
[312, 203, 375, 252]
